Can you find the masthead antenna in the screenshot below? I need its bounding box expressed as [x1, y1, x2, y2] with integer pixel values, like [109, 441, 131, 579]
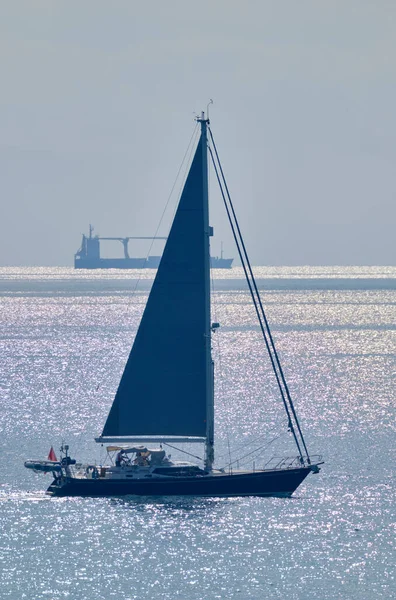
[207, 99, 213, 121]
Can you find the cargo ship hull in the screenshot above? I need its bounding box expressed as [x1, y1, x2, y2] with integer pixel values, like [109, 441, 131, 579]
[74, 256, 161, 269]
[74, 256, 233, 269]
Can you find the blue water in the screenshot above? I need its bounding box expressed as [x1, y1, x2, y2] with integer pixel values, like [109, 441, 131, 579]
[0, 268, 395, 599]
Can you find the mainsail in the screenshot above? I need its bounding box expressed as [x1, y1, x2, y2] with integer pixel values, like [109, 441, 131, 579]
[101, 131, 212, 439]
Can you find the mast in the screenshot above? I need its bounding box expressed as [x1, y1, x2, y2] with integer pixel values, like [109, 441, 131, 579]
[198, 112, 214, 471]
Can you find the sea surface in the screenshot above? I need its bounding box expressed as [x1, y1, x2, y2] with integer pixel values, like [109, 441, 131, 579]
[0, 267, 395, 599]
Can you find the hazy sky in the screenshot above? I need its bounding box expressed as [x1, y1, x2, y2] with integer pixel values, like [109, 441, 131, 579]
[1, 1, 395, 266]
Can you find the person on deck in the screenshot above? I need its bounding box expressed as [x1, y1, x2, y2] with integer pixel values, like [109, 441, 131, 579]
[115, 449, 125, 467]
[134, 452, 149, 466]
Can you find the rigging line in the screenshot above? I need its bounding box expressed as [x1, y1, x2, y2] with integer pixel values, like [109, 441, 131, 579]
[130, 122, 200, 298]
[169, 125, 200, 227]
[213, 310, 232, 467]
[162, 442, 204, 463]
[224, 434, 284, 470]
[90, 124, 200, 436]
[52, 303, 99, 453]
[209, 127, 310, 461]
[105, 124, 200, 370]
[214, 416, 285, 461]
[153, 122, 199, 244]
[220, 433, 284, 470]
[59, 347, 101, 458]
[208, 145, 305, 462]
[209, 246, 232, 467]
[54, 126, 199, 455]
[208, 128, 310, 463]
[208, 143, 300, 455]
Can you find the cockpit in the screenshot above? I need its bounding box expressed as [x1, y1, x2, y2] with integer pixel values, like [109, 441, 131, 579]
[106, 446, 170, 468]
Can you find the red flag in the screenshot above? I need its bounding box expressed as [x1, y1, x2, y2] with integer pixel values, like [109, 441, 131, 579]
[48, 446, 57, 462]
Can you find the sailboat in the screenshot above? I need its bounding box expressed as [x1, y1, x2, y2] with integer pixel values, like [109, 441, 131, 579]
[25, 113, 322, 497]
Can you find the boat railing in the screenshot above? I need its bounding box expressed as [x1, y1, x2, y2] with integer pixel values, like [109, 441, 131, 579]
[59, 463, 87, 478]
[262, 455, 323, 471]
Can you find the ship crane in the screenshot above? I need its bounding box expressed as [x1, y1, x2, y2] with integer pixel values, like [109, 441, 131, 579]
[99, 237, 167, 259]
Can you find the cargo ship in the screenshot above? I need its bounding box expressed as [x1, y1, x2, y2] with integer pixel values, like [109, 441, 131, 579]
[74, 225, 233, 269]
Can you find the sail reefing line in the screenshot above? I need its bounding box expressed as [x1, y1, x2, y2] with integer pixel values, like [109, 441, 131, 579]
[208, 127, 311, 465]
